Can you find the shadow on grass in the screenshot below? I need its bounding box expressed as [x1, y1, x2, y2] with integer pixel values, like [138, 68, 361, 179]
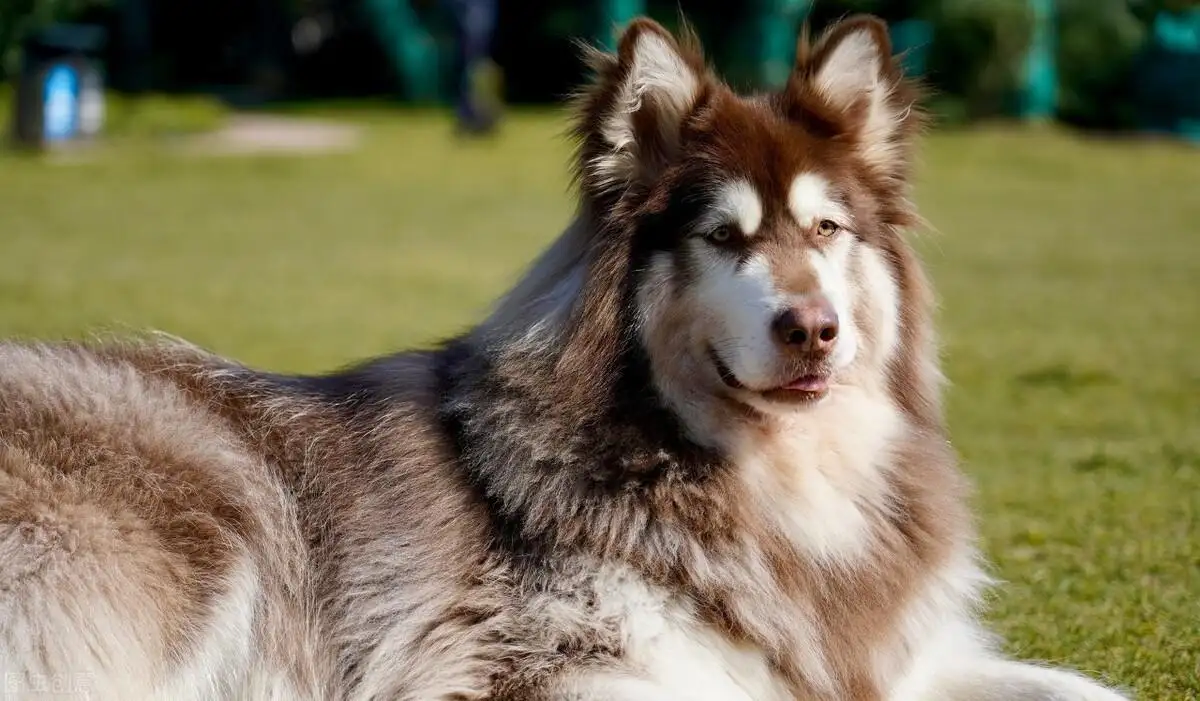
[1013, 364, 1117, 391]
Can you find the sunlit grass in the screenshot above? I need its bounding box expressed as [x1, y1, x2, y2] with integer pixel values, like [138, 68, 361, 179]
[0, 110, 1196, 697]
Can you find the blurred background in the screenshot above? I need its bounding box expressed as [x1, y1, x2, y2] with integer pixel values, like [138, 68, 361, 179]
[0, 2, 1197, 698]
[2, 0, 1200, 131]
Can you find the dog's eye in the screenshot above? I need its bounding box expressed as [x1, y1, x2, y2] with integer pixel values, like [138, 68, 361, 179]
[817, 220, 841, 237]
[706, 225, 738, 245]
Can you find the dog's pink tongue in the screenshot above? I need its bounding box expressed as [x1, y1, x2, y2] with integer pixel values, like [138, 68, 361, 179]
[784, 375, 828, 392]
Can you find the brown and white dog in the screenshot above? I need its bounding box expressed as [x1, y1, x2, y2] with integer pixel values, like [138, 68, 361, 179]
[0, 16, 1130, 701]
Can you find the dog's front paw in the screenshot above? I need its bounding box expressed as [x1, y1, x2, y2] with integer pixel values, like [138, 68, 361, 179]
[910, 658, 1130, 701]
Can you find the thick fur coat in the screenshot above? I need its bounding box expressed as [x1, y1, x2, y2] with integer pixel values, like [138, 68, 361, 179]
[0, 15, 1129, 701]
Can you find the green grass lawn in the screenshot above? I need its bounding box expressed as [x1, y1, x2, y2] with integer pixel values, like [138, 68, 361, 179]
[1, 112, 1197, 697]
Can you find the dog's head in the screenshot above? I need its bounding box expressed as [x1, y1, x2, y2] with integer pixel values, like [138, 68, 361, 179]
[565, 16, 931, 425]
[485, 15, 939, 438]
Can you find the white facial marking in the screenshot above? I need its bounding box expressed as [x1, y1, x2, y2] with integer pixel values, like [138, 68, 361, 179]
[691, 247, 785, 389]
[807, 241, 859, 370]
[699, 179, 764, 237]
[855, 245, 901, 366]
[788, 173, 850, 228]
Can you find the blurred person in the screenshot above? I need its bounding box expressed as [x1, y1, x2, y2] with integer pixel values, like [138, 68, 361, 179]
[442, 0, 500, 135]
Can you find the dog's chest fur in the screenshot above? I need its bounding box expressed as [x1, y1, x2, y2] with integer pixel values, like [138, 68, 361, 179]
[471, 376, 967, 700]
[557, 563, 789, 701]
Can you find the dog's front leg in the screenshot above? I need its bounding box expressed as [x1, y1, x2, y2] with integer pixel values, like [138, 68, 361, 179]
[913, 656, 1131, 701]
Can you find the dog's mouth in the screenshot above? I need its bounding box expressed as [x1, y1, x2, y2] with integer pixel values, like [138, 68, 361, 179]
[760, 373, 830, 403]
[707, 346, 831, 403]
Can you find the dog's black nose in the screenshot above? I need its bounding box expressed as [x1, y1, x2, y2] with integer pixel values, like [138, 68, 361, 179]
[772, 299, 839, 353]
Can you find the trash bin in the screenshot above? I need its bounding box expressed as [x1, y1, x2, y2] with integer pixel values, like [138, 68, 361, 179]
[12, 24, 107, 149]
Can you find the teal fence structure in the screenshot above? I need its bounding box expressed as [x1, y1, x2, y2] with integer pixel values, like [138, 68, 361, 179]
[1017, 0, 1058, 120]
[1135, 5, 1200, 141]
[359, 0, 442, 101]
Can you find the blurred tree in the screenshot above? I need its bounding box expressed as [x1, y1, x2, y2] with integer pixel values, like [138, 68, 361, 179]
[1056, 0, 1146, 130]
[1, 0, 110, 81]
[921, 0, 1036, 122]
[1133, 0, 1200, 139]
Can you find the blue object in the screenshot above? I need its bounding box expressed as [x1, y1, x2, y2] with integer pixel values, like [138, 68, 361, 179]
[14, 24, 106, 149]
[42, 63, 79, 142]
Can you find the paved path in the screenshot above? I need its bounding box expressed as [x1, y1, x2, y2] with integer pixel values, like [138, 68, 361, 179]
[180, 114, 362, 156]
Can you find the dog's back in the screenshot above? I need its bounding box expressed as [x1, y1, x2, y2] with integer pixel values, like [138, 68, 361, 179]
[0, 342, 318, 698]
[0, 342, 511, 700]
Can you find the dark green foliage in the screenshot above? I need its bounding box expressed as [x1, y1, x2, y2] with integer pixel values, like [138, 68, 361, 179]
[0, 0, 108, 81]
[1057, 0, 1146, 130]
[803, 1, 1038, 122]
[920, 0, 1036, 122]
[810, 0, 1196, 131]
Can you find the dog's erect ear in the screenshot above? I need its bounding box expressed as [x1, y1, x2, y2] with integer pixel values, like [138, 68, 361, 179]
[575, 19, 707, 198]
[786, 16, 920, 179]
